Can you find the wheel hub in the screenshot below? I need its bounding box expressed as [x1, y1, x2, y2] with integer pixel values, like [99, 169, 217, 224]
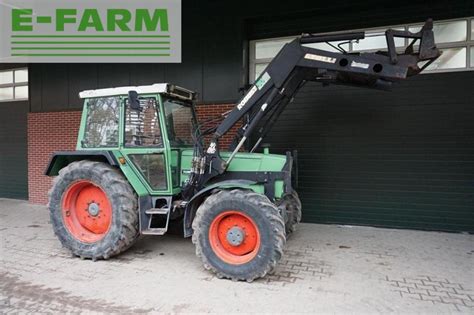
[208, 210, 261, 265]
[87, 202, 100, 216]
[226, 226, 244, 246]
[61, 180, 112, 243]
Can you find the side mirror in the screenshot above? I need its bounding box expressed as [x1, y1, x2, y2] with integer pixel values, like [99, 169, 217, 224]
[128, 90, 141, 110]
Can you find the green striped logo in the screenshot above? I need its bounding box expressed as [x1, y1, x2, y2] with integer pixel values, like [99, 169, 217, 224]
[1, 1, 181, 63]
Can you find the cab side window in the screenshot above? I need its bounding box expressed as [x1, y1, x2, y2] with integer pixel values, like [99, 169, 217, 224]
[128, 154, 167, 190]
[124, 98, 163, 147]
[82, 97, 120, 148]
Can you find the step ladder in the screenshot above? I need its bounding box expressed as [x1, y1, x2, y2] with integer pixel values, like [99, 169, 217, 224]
[140, 196, 172, 235]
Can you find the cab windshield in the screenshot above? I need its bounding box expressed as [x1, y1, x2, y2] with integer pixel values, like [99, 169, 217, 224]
[162, 97, 195, 147]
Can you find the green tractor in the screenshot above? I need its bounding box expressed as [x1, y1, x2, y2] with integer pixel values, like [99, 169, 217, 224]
[46, 20, 439, 281]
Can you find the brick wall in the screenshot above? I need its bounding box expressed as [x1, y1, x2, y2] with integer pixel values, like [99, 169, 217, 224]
[195, 104, 242, 149]
[27, 104, 237, 204]
[28, 111, 82, 204]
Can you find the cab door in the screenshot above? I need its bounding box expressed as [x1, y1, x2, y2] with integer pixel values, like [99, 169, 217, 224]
[120, 96, 171, 194]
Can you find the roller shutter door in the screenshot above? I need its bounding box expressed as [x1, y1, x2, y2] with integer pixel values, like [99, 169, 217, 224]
[265, 72, 474, 232]
[0, 101, 28, 199]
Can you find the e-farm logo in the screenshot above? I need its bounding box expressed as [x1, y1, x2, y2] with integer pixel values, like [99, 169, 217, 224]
[12, 9, 170, 32]
[0, 0, 181, 63]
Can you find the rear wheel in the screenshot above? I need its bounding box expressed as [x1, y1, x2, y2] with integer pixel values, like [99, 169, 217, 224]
[192, 189, 285, 281]
[48, 160, 139, 260]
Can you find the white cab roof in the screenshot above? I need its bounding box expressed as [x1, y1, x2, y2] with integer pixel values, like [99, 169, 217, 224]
[79, 83, 169, 99]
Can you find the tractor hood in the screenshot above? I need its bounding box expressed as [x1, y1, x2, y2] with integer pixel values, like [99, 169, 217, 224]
[180, 149, 288, 185]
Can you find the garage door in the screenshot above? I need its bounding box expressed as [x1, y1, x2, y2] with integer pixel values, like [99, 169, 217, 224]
[265, 72, 474, 233]
[0, 101, 28, 199]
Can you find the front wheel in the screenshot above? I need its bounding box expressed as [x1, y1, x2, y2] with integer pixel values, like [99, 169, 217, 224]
[192, 189, 286, 281]
[48, 160, 139, 260]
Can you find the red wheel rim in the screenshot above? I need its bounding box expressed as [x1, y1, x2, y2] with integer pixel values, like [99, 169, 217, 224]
[62, 180, 112, 243]
[209, 211, 261, 265]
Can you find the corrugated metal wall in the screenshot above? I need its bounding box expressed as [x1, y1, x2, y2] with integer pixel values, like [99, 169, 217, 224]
[28, 1, 473, 109]
[264, 72, 474, 232]
[0, 101, 28, 199]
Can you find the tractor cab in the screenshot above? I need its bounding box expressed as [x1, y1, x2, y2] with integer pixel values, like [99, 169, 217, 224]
[75, 83, 198, 196]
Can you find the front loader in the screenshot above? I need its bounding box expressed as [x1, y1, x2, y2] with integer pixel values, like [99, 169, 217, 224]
[46, 19, 440, 281]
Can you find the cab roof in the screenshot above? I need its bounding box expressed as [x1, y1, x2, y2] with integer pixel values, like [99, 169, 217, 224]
[79, 83, 195, 101]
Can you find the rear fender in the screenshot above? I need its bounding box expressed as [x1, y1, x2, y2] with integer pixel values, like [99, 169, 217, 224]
[183, 180, 260, 237]
[45, 151, 118, 176]
[45, 150, 151, 204]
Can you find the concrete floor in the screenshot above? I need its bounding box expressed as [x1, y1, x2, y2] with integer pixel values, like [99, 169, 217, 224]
[0, 198, 473, 314]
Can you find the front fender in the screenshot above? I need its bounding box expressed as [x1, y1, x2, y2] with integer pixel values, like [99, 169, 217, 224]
[183, 180, 260, 237]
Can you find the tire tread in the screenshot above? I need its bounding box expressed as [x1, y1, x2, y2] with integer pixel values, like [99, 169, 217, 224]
[48, 160, 138, 260]
[192, 189, 285, 281]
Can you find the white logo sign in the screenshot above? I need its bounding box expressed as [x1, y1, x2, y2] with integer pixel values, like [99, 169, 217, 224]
[304, 53, 336, 63]
[351, 61, 369, 69]
[237, 86, 257, 110]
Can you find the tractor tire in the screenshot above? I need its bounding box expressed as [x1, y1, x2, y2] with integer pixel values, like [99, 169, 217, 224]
[278, 190, 302, 236]
[48, 160, 139, 260]
[192, 189, 286, 282]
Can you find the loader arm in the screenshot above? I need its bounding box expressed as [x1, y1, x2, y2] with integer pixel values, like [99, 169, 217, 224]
[183, 19, 440, 197]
